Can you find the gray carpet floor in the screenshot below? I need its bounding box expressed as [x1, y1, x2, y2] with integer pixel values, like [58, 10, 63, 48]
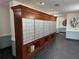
[0, 34, 79, 59]
[0, 47, 14, 59]
[31, 34, 79, 59]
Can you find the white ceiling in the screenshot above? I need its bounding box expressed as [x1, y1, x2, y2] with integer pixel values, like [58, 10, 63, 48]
[15, 0, 79, 16]
[1, 0, 79, 16]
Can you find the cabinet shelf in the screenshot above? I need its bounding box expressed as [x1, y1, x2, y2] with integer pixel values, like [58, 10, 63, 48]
[25, 33, 56, 59]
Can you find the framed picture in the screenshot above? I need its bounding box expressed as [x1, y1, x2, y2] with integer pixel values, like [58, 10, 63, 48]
[62, 19, 67, 26]
[70, 17, 79, 28]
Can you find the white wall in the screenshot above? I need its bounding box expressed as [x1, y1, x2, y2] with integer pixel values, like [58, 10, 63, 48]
[56, 17, 60, 29]
[67, 12, 79, 32]
[0, 0, 12, 49]
[56, 16, 66, 32]
[0, 1, 11, 36]
[66, 12, 79, 40]
[59, 17, 66, 28]
[57, 16, 66, 28]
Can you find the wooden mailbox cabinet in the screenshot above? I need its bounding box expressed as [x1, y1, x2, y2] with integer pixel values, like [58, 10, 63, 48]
[12, 5, 57, 59]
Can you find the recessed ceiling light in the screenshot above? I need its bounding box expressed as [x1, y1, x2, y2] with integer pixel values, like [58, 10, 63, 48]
[40, 2, 45, 5]
[54, 4, 60, 6]
[50, 9, 54, 11]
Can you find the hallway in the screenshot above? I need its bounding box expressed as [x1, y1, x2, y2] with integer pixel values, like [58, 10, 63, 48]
[31, 34, 79, 59]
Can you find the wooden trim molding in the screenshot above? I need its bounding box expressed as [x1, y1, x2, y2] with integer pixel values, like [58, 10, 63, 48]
[12, 5, 57, 20]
